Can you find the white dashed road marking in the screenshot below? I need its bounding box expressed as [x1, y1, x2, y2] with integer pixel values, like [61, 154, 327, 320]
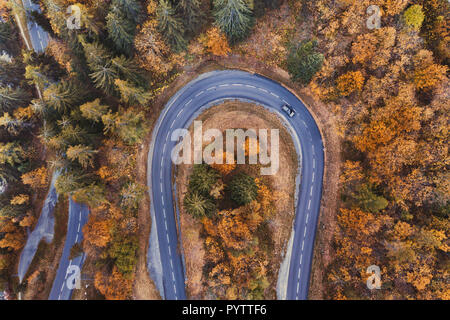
[270, 92, 280, 98]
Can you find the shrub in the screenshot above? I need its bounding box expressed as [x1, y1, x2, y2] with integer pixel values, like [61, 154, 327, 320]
[188, 164, 220, 196]
[228, 173, 258, 206]
[337, 71, 365, 96]
[287, 40, 324, 85]
[404, 5, 425, 31]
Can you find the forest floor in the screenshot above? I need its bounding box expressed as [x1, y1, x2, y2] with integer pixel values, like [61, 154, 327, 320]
[175, 101, 298, 299]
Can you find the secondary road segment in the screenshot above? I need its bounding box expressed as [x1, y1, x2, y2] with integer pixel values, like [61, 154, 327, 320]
[48, 199, 89, 300]
[14, 3, 89, 300]
[21, 0, 49, 52]
[147, 70, 324, 300]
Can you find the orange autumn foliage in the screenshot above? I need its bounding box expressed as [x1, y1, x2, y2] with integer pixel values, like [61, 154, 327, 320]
[199, 27, 231, 57]
[210, 152, 236, 176]
[82, 215, 112, 248]
[0, 227, 25, 251]
[94, 267, 133, 300]
[21, 167, 48, 189]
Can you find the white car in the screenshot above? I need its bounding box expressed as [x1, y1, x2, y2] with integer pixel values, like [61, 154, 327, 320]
[282, 104, 296, 118]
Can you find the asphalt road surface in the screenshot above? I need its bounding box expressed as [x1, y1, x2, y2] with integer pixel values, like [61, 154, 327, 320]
[48, 199, 89, 300]
[21, 0, 49, 52]
[147, 70, 324, 300]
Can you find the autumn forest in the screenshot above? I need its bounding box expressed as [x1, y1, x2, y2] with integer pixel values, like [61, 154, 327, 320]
[0, 0, 448, 301]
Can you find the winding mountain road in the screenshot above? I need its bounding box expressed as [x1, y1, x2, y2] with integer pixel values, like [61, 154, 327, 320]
[147, 70, 324, 300]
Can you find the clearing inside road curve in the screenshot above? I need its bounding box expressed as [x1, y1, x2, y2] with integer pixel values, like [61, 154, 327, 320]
[175, 101, 300, 299]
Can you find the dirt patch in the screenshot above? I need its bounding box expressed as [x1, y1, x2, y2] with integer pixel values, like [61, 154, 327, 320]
[175, 101, 298, 299]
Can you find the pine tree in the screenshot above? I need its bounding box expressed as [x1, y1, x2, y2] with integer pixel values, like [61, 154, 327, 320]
[0, 21, 14, 48]
[101, 109, 146, 145]
[228, 173, 258, 206]
[177, 0, 204, 35]
[55, 172, 83, 195]
[82, 40, 111, 71]
[0, 112, 28, 136]
[0, 59, 25, 87]
[80, 99, 110, 122]
[287, 39, 324, 85]
[188, 164, 220, 196]
[66, 145, 98, 169]
[43, 80, 82, 111]
[101, 111, 119, 135]
[120, 182, 146, 210]
[105, 0, 142, 54]
[184, 191, 216, 218]
[90, 66, 119, 96]
[111, 55, 145, 86]
[114, 79, 152, 106]
[107, 5, 135, 55]
[112, 0, 141, 24]
[0, 21, 19, 55]
[213, 0, 254, 43]
[354, 184, 389, 213]
[59, 124, 87, 145]
[81, 41, 118, 95]
[0, 165, 14, 186]
[114, 108, 147, 145]
[25, 64, 50, 89]
[73, 183, 107, 207]
[157, 0, 187, 51]
[0, 87, 30, 113]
